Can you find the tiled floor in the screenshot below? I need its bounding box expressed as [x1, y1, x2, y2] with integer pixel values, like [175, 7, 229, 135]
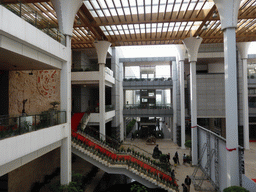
[123, 138, 256, 192]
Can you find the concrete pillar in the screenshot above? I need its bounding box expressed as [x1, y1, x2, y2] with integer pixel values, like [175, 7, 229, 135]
[183, 37, 203, 165]
[176, 45, 186, 149]
[51, 0, 83, 185]
[51, 0, 83, 36]
[60, 36, 72, 185]
[94, 40, 111, 140]
[214, 0, 241, 187]
[172, 60, 177, 143]
[237, 42, 251, 150]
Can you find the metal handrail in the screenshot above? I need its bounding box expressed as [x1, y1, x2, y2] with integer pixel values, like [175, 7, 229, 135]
[71, 132, 179, 191]
[0, 111, 66, 140]
[124, 104, 172, 110]
[0, 1, 66, 45]
[78, 126, 121, 150]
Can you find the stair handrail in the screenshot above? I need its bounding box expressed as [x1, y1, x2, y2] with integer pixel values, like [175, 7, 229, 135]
[78, 126, 121, 150]
[77, 127, 173, 175]
[80, 112, 91, 131]
[71, 131, 179, 191]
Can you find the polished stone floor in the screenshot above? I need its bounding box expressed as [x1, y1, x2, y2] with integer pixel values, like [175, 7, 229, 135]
[123, 138, 256, 192]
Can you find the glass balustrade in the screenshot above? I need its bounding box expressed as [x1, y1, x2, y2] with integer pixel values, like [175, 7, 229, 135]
[0, 1, 66, 45]
[0, 111, 66, 140]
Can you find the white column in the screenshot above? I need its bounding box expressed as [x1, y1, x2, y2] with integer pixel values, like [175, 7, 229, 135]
[237, 42, 251, 150]
[183, 37, 203, 165]
[172, 61, 177, 143]
[176, 45, 186, 149]
[214, 0, 241, 187]
[190, 61, 197, 164]
[60, 36, 72, 185]
[51, 0, 83, 185]
[94, 41, 111, 141]
[99, 63, 106, 140]
[223, 27, 240, 186]
[51, 0, 83, 36]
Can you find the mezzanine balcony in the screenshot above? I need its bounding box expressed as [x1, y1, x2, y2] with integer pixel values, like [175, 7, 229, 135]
[123, 104, 172, 117]
[123, 77, 172, 90]
[71, 67, 115, 87]
[0, 111, 66, 140]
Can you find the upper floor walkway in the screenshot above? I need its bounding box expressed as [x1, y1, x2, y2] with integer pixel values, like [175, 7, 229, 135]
[0, 111, 68, 177]
[123, 104, 173, 117]
[123, 77, 172, 90]
[71, 67, 115, 87]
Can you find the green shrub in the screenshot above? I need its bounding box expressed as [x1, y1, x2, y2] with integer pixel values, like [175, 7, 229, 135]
[223, 186, 249, 192]
[185, 140, 191, 148]
[159, 154, 167, 163]
[155, 130, 164, 138]
[126, 119, 136, 136]
[131, 183, 148, 192]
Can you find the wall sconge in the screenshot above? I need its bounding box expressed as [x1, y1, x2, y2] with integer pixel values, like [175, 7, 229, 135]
[87, 29, 91, 36]
[77, 18, 81, 25]
[212, 11, 218, 18]
[202, 24, 208, 30]
[29, 70, 33, 75]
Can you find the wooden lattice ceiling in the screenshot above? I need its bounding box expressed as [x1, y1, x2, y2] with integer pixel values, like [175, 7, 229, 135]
[2, 0, 256, 49]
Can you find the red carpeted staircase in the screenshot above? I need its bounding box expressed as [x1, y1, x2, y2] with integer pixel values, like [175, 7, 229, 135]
[71, 112, 85, 132]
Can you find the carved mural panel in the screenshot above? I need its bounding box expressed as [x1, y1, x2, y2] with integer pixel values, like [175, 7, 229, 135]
[9, 70, 60, 116]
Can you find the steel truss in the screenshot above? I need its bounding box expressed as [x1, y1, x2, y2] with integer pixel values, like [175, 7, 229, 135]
[191, 134, 220, 191]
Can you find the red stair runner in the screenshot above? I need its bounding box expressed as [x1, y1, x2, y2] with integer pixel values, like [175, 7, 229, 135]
[71, 112, 85, 132]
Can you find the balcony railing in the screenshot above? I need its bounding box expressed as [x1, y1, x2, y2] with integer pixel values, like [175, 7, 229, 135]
[124, 76, 172, 82]
[105, 67, 113, 76]
[0, 1, 66, 45]
[105, 105, 114, 112]
[124, 104, 172, 110]
[71, 130, 179, 191]
[0, 111, 66, 140]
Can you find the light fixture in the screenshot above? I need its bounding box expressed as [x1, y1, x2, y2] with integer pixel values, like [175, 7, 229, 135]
[196, 35, 200, 39]
[202, 24, 208, 30]
[77, 18, 81, 25]
[212, 11, 218, 18]
[29, 70, 33, 75]
[87, 29, 91, 36]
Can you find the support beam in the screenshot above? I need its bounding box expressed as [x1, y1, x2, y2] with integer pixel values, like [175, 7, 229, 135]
[176, 45, 186, 149]
[94, 40, 111, 140]
[183, 36, 203, 165]
[60, 35, 72, 185]
[51, 0, 83, 36]
[237, 42, 251, 150]
[213, 0, 241, 187]
[172, 60, 177, 144]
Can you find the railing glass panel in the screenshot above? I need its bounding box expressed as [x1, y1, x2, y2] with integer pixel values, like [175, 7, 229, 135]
[124, 104, 172, 109]
[0, 111, 66, 140]
[0, 1, 66, 45]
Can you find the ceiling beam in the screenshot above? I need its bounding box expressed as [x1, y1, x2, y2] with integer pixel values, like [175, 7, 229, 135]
[81, 7, 256, 28]
[1, 0, 49, 3]
[191, 5, 217, 37]
[77, 4, 107, 41]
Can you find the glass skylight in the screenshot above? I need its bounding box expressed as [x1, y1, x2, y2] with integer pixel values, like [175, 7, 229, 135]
[100, 21, 199, 36]
[83, 0, 214, 17]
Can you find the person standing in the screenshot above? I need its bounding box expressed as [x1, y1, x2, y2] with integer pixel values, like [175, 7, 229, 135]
[183, 153, 187, 164]
[175, 151, 180, 165]
[184, 175, 191, 192]
[167, 153, 170, 163]
[171, 169, 177, 181]
[173, 155, 177, 167]
[182, 183, 188, 192]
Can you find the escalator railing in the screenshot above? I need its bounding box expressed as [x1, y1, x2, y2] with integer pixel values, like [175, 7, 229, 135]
[71, 131, 178, 191]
